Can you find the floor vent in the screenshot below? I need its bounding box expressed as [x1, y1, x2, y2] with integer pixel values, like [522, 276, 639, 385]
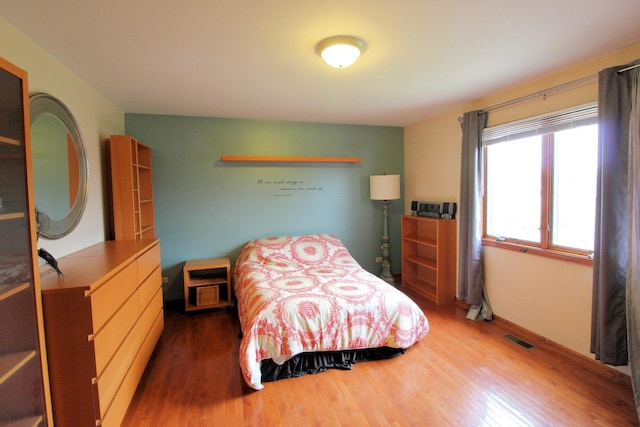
[504, 334, 536, 350]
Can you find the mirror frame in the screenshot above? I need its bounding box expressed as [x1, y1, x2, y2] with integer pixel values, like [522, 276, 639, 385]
[29, 92, 89, 239]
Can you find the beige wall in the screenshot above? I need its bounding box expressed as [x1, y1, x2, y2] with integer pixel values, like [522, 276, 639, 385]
[405, 42, 640, 358]
[0, 17, 124, 258]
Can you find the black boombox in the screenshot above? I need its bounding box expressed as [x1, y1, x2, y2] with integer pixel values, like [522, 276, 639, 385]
[411, 201, 457, 219]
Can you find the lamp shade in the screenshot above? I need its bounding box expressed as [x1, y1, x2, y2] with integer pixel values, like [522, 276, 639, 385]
[370, 175, 400, 200]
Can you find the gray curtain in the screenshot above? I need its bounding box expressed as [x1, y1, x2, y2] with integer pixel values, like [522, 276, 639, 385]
[458, 111, 492, 321]
[591, 65, 633, 365]
[627, 67, 640, 420]
[592, 62, 640, 419]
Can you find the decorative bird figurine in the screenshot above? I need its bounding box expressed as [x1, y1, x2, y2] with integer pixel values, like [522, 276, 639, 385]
[38, 248, 63, 277]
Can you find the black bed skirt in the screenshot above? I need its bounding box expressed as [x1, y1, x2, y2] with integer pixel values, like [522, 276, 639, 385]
[260, 347, 406, 383]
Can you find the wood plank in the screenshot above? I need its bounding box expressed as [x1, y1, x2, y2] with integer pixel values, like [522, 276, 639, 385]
[0, 212, 25, 221]
[0, 351, 35, 385]
[121, 293, 639, 426]
[2, 415, 43, 427]
[0, 282, 29, 303]
[221, 155, 362, 163]
[0, 135, 20, 146]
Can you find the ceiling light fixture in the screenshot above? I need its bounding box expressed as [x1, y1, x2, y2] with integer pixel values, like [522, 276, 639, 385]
[316, 35, 367, 69]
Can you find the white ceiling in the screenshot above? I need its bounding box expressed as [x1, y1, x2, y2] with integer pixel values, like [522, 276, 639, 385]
[2, 1, 640, 127]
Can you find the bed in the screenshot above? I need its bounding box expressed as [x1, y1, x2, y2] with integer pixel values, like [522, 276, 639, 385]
[233, 233, 430, 390]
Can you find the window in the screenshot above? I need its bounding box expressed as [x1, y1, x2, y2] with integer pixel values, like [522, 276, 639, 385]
[482, 105, 598, 262]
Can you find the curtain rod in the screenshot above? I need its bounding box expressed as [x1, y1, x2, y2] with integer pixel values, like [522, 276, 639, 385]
[457, 74, 597, 122]
[482, 74, 597, 114]
[458, 58, 640, 122]
[618, 62, 640, 74]
[483, 59, 640, 113]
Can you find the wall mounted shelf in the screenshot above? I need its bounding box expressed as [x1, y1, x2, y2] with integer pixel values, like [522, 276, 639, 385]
[221, 155, 361, 163]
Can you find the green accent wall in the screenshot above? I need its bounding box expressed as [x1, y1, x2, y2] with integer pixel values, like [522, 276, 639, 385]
[125, 114, 404, 302]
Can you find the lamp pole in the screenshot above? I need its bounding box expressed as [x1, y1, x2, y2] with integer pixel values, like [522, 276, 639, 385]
[369, 174, 400, 286]
[379, 199, 395, 285]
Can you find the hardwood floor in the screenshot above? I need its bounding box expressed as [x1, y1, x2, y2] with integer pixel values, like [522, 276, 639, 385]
[122, 290, 638, 426]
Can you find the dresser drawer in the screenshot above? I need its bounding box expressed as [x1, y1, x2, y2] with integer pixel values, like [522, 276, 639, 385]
[99, 308, 164, 427]
[133, 306, 164, 387]
[95, 290, 163, 425]
[91, 293, 139, 378]
[139, 266, 161, 311]
[87, 262, 137, 333]
[137, 243, 160, 284]
[139, 288, 163, 338]
[93, 309, 144, 421]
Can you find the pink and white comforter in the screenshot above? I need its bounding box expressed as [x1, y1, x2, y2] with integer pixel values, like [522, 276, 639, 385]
[233, 233, 429, 390]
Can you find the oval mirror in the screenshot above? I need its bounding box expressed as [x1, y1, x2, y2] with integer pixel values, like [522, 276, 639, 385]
[29, 92, 88, 239]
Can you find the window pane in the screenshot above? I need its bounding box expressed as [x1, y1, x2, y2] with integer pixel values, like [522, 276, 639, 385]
[486, 136, 542, 242]
[552, 124, 598, 251]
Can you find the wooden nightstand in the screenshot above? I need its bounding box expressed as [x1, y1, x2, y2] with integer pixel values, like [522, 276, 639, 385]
[183, 257, 233, 312]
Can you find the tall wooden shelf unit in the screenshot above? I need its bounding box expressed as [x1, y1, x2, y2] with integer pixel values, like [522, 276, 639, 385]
[108, 135, 155, 240]
[0, 56, 50, 425]
[401, 215, 457, 305]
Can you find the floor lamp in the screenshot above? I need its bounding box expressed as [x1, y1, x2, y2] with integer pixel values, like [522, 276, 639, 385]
[370, 174, 400, 285]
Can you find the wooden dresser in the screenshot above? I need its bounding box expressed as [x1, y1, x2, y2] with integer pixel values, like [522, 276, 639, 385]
[40, 239, 163, 427]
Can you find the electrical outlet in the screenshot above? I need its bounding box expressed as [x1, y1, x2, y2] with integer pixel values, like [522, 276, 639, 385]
[375, 257, 383, 263]
[162, 276, 169, 284]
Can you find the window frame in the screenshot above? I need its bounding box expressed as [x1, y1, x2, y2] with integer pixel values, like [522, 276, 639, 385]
[480, 105, 597, 266]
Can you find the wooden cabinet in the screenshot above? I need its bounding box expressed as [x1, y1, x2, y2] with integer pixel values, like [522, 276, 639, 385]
[40, 239, 163, 427]
[401, 215, 457, 305]
[108, 135, 155, 240]
[0, 56, 51, 426]
[183, 257, 232, 312]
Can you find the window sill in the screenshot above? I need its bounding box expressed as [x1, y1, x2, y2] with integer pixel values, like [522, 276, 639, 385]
[482, 238, 594, 266]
